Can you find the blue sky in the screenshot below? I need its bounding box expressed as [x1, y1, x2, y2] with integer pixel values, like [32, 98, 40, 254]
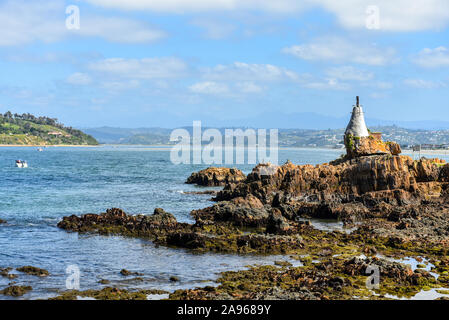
[1, 0, 449, 128]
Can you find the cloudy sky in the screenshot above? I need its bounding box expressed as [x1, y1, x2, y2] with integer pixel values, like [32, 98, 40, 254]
[0, 0, 449, 128]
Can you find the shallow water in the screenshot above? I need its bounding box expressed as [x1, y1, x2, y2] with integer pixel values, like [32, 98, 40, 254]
[3, 146, 449, 300]
[0, 146, 342, 300]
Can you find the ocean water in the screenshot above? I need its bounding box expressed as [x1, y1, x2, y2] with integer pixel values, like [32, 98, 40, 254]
[0, 146, 343, 299]
[1, 146, 448, 300]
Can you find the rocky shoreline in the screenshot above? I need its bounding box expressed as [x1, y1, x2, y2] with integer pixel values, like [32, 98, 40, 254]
[53, 151, 449, 300]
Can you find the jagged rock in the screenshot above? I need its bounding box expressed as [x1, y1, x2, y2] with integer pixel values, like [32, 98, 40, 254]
[343, 256, 424, 284]
[120, 269, 143, 276]
[0, 285, 32, 297]
[387, 141, 402, 156]
[57, 207, 180, 234]
[192, 195, 271, 227]
[186, 167, 246, 186]
[216, 155, 447, 206]
[345, 135, 402, 159]
[16, 266, 49, 277]
[0, 268, 17, 279]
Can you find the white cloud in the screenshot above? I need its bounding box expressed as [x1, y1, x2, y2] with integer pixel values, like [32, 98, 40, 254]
[371, 81, 393, 90]
[66, 72, 92, 85]
[73, 16, 166, 44]
[0, 0, 165, 46]
[189, 81, 230, 94]
[0, 1, 65, 46]
[88, 57, 187, 79]
[84, 0, 449, 31]
[283, 37, 397, 66]
[315, 0, 449, 32]
[237, 82, 262, 93]
[369, 92, 388, 99]
[202, 62, 298, 82]
[101, 80, 141, 92]
[325, 66, 373, 81]
[84, 0, 308, 13]
[302, 78, 350, 90]
[404, 79, 446, 89]
[412, 47, 449, 68]
[190, 19, 236, 39]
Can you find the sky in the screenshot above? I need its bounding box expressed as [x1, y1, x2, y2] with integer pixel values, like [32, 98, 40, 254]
[0, 0, 449, 128]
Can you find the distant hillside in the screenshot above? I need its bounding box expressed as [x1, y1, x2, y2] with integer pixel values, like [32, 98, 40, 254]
[0, 111, 98, 146]
[85, 125, 449, 148]
[83, 127, 171, 144]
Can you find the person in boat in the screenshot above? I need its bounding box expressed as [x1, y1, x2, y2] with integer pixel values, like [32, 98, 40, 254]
[15, 160, 28, 167]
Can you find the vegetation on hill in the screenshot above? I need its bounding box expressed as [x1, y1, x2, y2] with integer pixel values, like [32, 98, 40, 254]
[0, 111, 98, 145]
[86, 125, 449, 149]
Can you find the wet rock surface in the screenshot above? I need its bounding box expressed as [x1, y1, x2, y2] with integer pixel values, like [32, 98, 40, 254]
[1, 285, 32, 297]
[49, 287, 168, 300]
[169, 255, 440, 300]
[208, 155, 449, 244]
[186, 167, 246, 186]
[58, 207, 303, 254]
[0, 268, 17, 280]
[56, 154, 449, 300]
[345, 135, 401, 159]
[16, 266, 49, 277]
[120, 269, 143, 277]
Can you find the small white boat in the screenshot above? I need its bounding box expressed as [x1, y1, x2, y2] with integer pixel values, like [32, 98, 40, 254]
[15, 160, 28, 168]
[37, 147, 43, 152]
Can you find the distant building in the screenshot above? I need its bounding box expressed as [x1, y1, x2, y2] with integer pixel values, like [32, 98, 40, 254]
[48, 131, 63, 136]
[48, 131, 71, 137]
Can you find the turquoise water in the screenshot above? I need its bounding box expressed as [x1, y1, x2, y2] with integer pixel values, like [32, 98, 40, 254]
[6, 146, 444, 299]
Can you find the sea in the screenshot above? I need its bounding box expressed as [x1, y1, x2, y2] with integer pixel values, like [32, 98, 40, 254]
[1, 146, 448, 300]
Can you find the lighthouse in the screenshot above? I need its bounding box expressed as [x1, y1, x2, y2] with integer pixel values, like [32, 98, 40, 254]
[345, 96, 369, 138]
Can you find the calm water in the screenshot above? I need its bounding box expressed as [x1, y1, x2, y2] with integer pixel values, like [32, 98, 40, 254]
[1, 146, 447, 300]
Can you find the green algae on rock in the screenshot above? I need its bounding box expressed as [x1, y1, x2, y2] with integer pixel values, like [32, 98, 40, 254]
[169, 255, 439, 300]
[49, 287, 168, 300]
[1, 285, 32, 297]
[120, 269, 143, 277]
[16, 266, 49, 277]
[0, 267, 17, 280]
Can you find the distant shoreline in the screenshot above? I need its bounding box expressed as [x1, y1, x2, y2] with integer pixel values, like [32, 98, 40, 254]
[0, 144, 99, 147]
[1, 144, 449, 156]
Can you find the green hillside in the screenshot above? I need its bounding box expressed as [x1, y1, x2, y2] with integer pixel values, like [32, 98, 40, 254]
[0, 111, 98, 146]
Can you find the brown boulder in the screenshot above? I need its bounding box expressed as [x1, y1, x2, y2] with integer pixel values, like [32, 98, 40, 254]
[186, 167, 246, 186]
[345, 135, 401, 159]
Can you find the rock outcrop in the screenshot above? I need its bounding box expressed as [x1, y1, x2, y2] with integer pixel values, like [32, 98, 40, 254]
[193, 154, 449, 243]
[16, 266, 49, 277]
[345, 135, 402, 158]
[58, 207, 304, 254]
[0, 286, 32, 297]
[186, 167, 246, 186]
